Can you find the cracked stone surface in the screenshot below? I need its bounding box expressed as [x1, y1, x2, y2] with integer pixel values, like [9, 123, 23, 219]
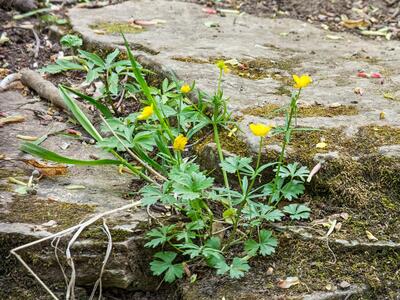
[0, 91, 156, 298]
[66, 1, 400, 298]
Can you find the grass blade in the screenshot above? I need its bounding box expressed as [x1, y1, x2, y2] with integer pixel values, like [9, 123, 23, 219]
[21, 142, 121, 166]
[59, 85, 103, 142]
[62, 85, 113, 118]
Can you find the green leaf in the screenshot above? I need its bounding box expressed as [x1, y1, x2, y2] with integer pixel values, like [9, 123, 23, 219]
[229, 258, 250, 279]
[105, 49, 120, 67]
[122, 33, 153, 102]
[220, 156, 253, 174]
[279, 163, 309, 180]
[145, 225, 175, 248]
[150, 252, 184, 283]
[78, 49, 105, 67]
[20, 142, 121, 166]
[59, 86, 103, 142]
[283, 204, 311, 220]
[108, 72, 119, 95]
[281, 180, 305, 201]
[244, 230, 277, 257]
[215, 257, 250, 279]
[60, 34, 82, 49]
[62, 86, 113, 118]
[140, 183, 175, 206]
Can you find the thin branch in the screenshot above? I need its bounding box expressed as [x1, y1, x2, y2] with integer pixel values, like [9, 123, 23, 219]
[31, 28, 40, 58]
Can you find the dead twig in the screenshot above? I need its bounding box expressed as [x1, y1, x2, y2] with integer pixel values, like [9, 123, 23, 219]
[31, 28, 40, 58]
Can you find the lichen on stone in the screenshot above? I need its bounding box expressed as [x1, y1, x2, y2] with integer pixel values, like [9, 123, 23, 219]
[90, 22, 145, 34]
[242, 103, 359, 118]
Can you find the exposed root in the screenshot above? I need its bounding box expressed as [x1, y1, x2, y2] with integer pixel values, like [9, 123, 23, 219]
[10, 201, 141, 300]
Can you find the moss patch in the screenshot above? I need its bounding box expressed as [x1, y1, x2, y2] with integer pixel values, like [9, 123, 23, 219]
[242, 103, 359, 118]
[185, 237, 400, 298]
[0, 196, 95, 230]
[172, 56, 298, 82]
[90, 22, 146, 34]
[194, 130, 250, 157]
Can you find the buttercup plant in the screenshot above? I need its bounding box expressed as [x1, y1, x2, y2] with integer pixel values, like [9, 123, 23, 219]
[22, 34, 313, 284]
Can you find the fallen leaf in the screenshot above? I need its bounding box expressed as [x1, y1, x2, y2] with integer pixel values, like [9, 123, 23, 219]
[321, 24, 329, 30]
[340, 212, 349, 220]
[354, 87, 364, 95]
[22, 159, 68, 177]
[219, 9, 240, 14]
[65, 184, 86, 190]
[16, 134, 38, 141]
[202, 7, 217, 14]
[365, 230, 378, 241]
[224, 58, 241, 66]
[307, 162, 321, 182]
[341, 19, 369, 29]
[326, 34, 344, 40]
[379, 112, 385, 120]
[371, 72, 382, 79]
[329, 102, 342, 108]
[131, 19, 166, 26]
[383, 92, 395, 100]
[339, 280, 351, 289]
[204, 21, 219, 28]
[325, 219, 337, 237]
[277, 276, 300, 289]
[66, 129, 82, 136]
[0, 32, 10, 45]
[0, 115, 25, 126]
[357, 71, 369, 78]
[316, 142, 328, 149]
[41, 220, 58, 227]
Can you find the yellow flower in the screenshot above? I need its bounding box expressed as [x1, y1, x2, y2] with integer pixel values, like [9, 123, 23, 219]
[249, 123, 273, 137]
[137, 104, 154, 121]
[173, 134, 188, 151]
[293, 74, 312, 89]
[180, 84, 191, 94]
[216, 60, 230, 73]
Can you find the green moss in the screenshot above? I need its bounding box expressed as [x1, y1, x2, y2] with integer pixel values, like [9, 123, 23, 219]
[189, 237, 400, 298]
[171, 56, 298, 81]
[0, 196, 95, 231]
[194, 130, 250, 157]
[242, 103, 359, 118]
[81, 227, 134, 242]
[90, 22, 146, 34]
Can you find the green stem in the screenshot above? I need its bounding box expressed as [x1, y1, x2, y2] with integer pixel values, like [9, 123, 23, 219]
[270, 89, 301, 205]
[225, 137, 264, 249]
[213, 123, 231, 197]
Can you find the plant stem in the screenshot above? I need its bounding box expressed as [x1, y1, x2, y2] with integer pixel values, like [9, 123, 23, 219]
[213, 123, 231, 196]
[225, 137, 264, 249]
[270, 89, 301, 204]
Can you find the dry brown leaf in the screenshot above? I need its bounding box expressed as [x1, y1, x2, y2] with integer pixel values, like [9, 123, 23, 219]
[22, 159, 68, 177]
[0, 115, 25, 126]
[365, 230, 378, 241]
[341, 19, 370, 29]
[16, 134, 38, 141]
[277, 276, 300, 289]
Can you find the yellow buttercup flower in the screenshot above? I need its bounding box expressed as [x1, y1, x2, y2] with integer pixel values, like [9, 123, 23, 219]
[180, 84, 191, 94]
[137, 104, 154, 121]
[249, 123, 273, 137]
[216, 60, 230, 73]
[293, 74, 312, 89]
[173, 134, 188, 151]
